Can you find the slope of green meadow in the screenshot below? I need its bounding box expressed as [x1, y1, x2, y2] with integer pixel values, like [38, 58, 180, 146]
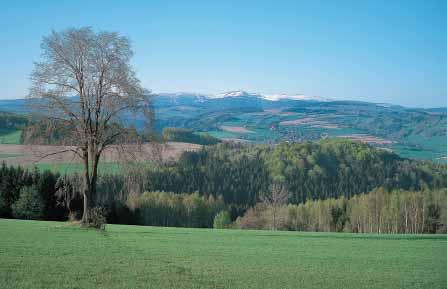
[1, 219, 446, 289]
[0, 129, 21, 144]
[30, 162, 123, 175]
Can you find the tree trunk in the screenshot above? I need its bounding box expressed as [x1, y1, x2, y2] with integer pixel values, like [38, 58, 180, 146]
[81, 190, 90, 223]
[81, 147, 90, 223]
[80, 145, 100, 224]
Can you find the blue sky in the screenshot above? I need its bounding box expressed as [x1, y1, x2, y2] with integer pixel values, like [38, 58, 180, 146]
[0, 0, 445, 107]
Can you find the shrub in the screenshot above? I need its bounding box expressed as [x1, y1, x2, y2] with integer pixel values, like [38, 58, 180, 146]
[234, 204, 269, 230]
[81, 207, 107, 230]
[213, 210, 232, 229]
[12, 186, 44, 220]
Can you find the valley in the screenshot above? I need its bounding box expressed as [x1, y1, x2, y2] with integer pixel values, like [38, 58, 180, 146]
[153, 92, 447, 162]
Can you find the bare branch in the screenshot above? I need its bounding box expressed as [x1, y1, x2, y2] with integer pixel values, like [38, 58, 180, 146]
[28, 27, 153, 223]
[32, 148, 83, 163]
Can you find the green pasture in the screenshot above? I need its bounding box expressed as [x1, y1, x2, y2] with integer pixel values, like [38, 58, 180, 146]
[29, 162, 121, 175]
[1, 219, 446, 289]
[0, 129, 21, 144]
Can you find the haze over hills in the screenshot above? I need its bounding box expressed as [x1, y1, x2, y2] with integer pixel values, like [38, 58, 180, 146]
[1, 91, 446, 163]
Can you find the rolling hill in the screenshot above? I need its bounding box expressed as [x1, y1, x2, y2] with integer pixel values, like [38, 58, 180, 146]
[1, 91, 446, 162]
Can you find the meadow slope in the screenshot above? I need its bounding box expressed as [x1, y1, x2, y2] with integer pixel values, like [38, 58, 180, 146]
[1, 219, 446, 289]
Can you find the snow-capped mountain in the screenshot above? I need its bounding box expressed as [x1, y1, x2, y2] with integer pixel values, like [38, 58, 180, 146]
[155, 90, 330, 102]
[213, 90, 262, 99]
[211, 90, 329, 101]
[262, 93, 329, 102]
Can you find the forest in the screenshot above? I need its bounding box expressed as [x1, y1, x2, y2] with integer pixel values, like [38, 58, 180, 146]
[1, 139, 447, 233]
[143, 140, 447, 204]
[236, 188, 447, 234]
[161, 127, 220, 145]
[0, 112, 27, 130]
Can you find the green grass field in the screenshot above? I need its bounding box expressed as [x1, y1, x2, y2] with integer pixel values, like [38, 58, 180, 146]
[393, 135, 447, 163]
[27, 161, 155, 175]
[0, 152, 22, 159]
[1, 219, 446, 289]
[0, 129, 21, 144]
[30, 162, 123, 175]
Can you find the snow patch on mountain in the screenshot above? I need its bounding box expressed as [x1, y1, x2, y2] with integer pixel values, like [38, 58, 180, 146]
[155, 90, 331, 102]
[214, 90, 330, 102]
[213, 90, 261, 99]
[262, 93, 329, 102]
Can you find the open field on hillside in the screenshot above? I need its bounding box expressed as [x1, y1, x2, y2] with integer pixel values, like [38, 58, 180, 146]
[0, 129, 21, 144]
[1, 219, 446, 289]
[220, 125, 254, 134]
[279, 116, 340, 129]
[0, 142, 201, 173]
[337, 134, 394, 145]
[393, 135, 447, 163]
[32, 162, 124, 174]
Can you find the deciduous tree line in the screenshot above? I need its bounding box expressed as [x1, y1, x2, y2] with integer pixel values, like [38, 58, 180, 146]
[130, 191, 224, 227]
[235, 188, 447, 234]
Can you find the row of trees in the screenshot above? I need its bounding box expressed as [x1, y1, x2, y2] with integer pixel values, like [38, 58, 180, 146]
[2, 161, 447, 233]
[131, 191, 224, 227]
[235, 188, 447, 234]
[0, 162, 227, 228]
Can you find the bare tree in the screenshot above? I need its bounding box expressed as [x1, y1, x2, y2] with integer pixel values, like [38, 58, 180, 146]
[29, 27, 152, 224]
[260, 182, 289, 230]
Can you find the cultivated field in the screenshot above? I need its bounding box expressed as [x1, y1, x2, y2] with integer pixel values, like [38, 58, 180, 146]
[220, 125, 254, 134]
[279, 117, 334, 128]
[1, 219, 446, 289]
[337, 134, 394, 145]
[0, 142, 201, 173]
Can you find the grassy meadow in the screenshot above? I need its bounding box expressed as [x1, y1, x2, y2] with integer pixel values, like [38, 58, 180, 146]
[0, 129, 21, 144]
[1, 219, 446, 289]
[30, 162, 123, 175]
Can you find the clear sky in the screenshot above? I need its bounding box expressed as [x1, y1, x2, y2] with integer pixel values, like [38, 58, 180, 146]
[0, 0, 446, 107]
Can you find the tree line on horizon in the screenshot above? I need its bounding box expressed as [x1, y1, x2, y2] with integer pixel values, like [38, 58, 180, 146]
[1, 139, 447, 233]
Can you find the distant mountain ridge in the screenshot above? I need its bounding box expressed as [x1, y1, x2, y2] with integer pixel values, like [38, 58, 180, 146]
[1, 91, 446, 163]
[0, 91, 444, 112]
[155, 90, 330, 103]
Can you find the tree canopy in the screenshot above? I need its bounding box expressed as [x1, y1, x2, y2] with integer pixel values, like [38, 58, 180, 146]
[29, 27, 152, 223]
